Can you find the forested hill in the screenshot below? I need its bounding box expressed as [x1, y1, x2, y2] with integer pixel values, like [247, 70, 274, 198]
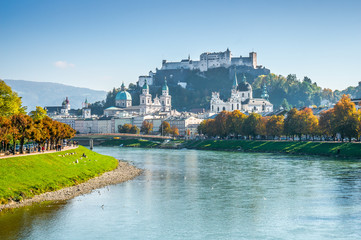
[4, 79, 107, 112]
[96, 68, 361, 113]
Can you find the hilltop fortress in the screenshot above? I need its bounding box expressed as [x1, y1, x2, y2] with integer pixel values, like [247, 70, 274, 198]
[138, 49, 269, 88]
[161, 48, 257, 72]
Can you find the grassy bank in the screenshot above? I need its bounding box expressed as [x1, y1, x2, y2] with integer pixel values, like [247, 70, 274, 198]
[101, 138, 361, 158]
[0, 146, 118, 204]
[184, 140, 361, 158]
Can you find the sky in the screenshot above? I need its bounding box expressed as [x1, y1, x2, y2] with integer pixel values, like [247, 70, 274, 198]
[0, 0, 360, 91]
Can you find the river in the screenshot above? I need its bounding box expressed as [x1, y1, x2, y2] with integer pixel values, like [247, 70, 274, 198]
[1, 147, 361, 239]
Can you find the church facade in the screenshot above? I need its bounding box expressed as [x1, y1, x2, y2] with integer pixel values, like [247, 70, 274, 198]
[140, 80, 171, 114]
[210, 74, 273, 114]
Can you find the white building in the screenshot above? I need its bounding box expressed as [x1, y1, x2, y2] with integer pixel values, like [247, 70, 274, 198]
[166, 115, 203, 136]
[138, 71, 154, 87]
[210, 74, 273, 114]
[161, 49, 258, 72]
[140, 80, 171, 115]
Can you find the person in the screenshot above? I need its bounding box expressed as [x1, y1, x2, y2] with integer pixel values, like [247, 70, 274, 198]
[42, 146, 45, 153]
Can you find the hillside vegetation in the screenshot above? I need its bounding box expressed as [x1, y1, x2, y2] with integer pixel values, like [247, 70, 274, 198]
[0, 146, 118, 204]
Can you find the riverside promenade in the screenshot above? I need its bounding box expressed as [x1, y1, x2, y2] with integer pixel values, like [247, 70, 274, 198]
[0, 146, 78, 159]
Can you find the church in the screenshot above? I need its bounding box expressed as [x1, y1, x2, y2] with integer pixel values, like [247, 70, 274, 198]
[210, 74, 273, 114]
[114, 80, 172, 115]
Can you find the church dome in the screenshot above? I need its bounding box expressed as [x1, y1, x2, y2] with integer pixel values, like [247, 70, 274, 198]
[238, 82, 252, 91]
[162, 79, 169, 91]
[116, 91, 132, 101]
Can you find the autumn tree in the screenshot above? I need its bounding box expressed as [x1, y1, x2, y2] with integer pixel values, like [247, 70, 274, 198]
[333, 95, 360, 141]
[319, 109, 336, 140]
[227, 110, 247, 138]
[130, 125, 140, 134]
[10, 114, 34, 154]
[242, 113, 263, 139]
[214, 111, 231, 138]
[159, 121, 171, 136]
[141, 121, 153, 134]
[298, 108, 319, 140]
[266, 115, 284, 139]
[30, 106, 47, 121]
[170, 126, 179, 137]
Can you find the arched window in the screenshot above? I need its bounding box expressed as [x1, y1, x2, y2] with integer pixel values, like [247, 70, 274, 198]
[223, 107, 226, 111]
[212, 105, 214, 111]
[232, 104, 234, 110]
[217, 107, 219, 112]
[237, 104, 239, 109]
[142, 100, 144, 104]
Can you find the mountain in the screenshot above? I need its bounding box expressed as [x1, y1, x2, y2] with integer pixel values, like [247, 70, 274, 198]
[4, 79, 107, 112]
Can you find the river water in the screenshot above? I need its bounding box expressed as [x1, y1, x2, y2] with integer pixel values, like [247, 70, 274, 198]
[1, 147, 361, 239]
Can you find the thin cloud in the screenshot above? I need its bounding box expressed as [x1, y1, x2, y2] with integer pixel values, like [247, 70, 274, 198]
[54, 61, 75, 69]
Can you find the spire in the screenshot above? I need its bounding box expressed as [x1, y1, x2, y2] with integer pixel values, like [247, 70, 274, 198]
[142, 79, 149, 90]
[162, 78, 169, 92]
[232, 72, 238, 89]
[121, 82, 125, 91]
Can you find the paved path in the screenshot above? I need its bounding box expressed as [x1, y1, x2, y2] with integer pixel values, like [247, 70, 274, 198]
[0, 146, 79, 159]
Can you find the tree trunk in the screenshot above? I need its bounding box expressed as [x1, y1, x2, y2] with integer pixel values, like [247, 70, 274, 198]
[20, 137, 25, 154]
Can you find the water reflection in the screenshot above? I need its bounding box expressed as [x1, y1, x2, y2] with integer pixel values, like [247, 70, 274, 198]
[1, 147, 361, 239]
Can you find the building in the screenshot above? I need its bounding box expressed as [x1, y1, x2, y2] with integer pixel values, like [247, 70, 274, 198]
[161, 49, 259, 72]
[45, 97, 73, 116]
[166, 114, 203, 136]
[138, 71, 155, 87]
[139, 80, 171, 115]
[210, 74, 273, 114]
[115, 83, 132, 108]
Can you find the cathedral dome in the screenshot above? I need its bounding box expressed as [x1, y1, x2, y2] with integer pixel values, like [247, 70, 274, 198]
[116, 91, 132, 101]
[162, 79, 169, 91]
[238, 82, 252, 91]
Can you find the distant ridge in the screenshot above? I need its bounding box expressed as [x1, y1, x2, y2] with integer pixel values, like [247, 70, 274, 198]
[4, 79, 107, 112]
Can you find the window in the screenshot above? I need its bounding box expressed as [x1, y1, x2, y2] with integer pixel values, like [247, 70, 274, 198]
[223, 107, 225, 111]
[232, 104, 233, 110]
[242, 93, 244, 97]
[212, 105, 214, 111]
[217, 107, 219, 112]
[248, 93, 250, 97]
[142, 100, 144, 103]
[237, 104, 239, 109]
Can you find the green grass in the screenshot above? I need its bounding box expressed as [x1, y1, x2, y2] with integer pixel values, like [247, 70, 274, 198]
[100, 139, 161, 148]
[184, 140, 361, 158]
[0, 146, 118, 204]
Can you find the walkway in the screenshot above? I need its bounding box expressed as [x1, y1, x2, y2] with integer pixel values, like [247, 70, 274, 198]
[0, 146, 79, 159]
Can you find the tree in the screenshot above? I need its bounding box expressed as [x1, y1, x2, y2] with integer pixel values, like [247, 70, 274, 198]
[141, 121, 153, 134]
[284, 108, 299, 140]
[227, 110, 247, 138]
[159, 121, 171, 136]
[266, 115, 284, 139]
[298, 108, 319, 140]
[30, 106, 47, 121]
[119, 124, 132, 133]
[0, 116, 13, 151]
[0, 80, 25, 116]
[214, 111, 231, 138]
[130, 125, 140, 134]
[319, 109, 336, 139]
[10, 114, 34, 154]
[333, 95, 360, 141]
[242, 113, 263, 139]
[170, 126, 179, 137]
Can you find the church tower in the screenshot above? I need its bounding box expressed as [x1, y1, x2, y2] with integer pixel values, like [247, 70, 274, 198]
[140, 80, 152, 114]
[160, 79, 171, 112]
[115, 82, 132, 108]
[261, 83, 269, 100]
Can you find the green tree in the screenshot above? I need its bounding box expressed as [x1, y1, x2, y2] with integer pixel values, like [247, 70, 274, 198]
[30, 106, 47, 121]
[242, 113, 262, 139]
[0, 80, 25, 116]
[10, 114, 34, 154]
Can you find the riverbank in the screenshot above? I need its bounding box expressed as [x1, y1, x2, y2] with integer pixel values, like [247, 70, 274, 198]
[102, 139, 361, 158]
[0, 146, 142, 210]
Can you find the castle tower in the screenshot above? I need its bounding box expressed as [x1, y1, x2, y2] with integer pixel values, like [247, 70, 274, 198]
[140, 80, 153, 114]
[160, 79, 171, 112]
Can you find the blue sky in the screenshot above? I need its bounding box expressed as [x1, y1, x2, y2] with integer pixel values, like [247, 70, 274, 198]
[0, 0, 360, 91]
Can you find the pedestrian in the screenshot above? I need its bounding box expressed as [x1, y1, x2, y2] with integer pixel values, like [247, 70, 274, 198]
[42, 146, 45, 153]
